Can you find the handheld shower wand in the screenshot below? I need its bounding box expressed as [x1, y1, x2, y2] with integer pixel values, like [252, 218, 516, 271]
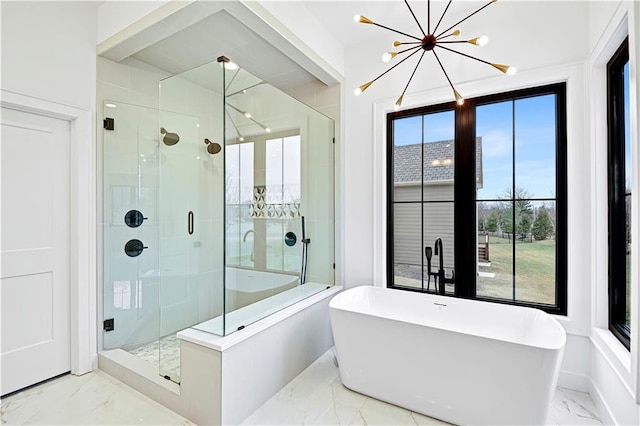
[425, 246, 433, 292]
[300, 216, 311, 284]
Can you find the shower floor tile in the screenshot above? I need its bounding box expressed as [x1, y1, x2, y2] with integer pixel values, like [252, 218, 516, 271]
[241, 348, 604, 426]
[128, 334, 181, 382]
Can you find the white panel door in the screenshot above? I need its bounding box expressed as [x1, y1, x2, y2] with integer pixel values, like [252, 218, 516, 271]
[1, 107, 71, 395]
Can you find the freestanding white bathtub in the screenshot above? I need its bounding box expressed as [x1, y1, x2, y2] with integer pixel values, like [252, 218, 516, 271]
[329, 286, 566, 425]
[225, 267, 299, 310]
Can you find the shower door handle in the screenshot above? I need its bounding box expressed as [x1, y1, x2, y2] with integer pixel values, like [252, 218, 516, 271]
[188, 211, 194, 235]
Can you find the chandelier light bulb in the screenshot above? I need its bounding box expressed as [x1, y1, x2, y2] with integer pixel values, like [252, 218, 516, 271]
[354, 14, 373, 24]
[265, 127, 271, 133]
[239, 136, 245, 142]
[491, 63, 516, 75]
[394, 94, 404, 111]
[352, 0, 508, 105]
[355, 80, 374, 96]
[382, 52, 397, 63]
[243, 111, 251, 118]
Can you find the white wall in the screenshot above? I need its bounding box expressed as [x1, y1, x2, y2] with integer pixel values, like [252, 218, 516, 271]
[343, 0, 589, 288]
[253, 1, 345, 76]
[586, 1, 640, 423]
[97, 0, 174, 45]
[1, 1, 98, 109]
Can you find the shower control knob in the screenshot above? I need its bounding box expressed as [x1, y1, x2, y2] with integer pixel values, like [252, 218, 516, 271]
[124, 239, 148, 257]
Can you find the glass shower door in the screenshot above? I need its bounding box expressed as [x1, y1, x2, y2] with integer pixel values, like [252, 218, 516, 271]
[102, 100, 160, 357]
[158, 63, 226, 381]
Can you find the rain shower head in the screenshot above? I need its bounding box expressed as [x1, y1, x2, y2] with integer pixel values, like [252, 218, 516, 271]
[160, 127, 180, 146]
[204, 138, 221, 155]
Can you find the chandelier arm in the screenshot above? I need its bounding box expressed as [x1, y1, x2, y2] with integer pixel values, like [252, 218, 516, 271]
[438, 40, 472, 44]
[432, 50, 456, 92]
[398, 45, 423, 55]
[227, 81, 266, 97]
[436, 44, 492, 66]
[225, 68, 241, 92]
[435, 0, 496, 39]
[404, 0, 426, 37]
[249, 116, 270, 131]
[225, 110, 243, 138]
[433, 0, 453, 35]
[370, 48, 424, 84]
[226, 103, 246, 115]
[372, 22, 422, 41]
[400, 50, 427, 99]
[428, 0, 431, 34]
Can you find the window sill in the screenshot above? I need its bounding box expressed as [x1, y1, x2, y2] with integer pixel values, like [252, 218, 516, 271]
[591, 327, 634, 396]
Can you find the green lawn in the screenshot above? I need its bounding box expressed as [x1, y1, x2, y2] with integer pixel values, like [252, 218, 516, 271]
[477, 236, 556, 304]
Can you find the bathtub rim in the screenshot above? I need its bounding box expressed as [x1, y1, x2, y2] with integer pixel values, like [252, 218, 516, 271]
[329, 285, 567, 351]
[225, 266, 300, 292]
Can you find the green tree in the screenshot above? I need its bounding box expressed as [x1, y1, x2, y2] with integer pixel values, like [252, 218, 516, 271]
[501, 207, 514, 233]
[499, 187, 534, 236]
[532, 207, 554, 240]
[518, 213, 532, 236]
[486, 211, 499, 232]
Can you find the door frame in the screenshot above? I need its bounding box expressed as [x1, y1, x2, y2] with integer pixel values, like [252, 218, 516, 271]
[1, 89, 96, 375]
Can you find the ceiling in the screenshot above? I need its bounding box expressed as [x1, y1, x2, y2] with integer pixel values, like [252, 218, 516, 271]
[131, 10, 318, 90]
[117, 0, 504, 91]
[303, 0, 494, 47]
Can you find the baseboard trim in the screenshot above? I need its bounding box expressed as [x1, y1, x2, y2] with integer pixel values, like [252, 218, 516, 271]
[588, 379, 616, 425]
[558, 370, 590, 392]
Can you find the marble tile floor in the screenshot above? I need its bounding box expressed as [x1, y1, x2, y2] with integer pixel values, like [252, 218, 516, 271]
[128, 334, 181, 383]
[1, 347, 604, 425]
[242, 348, 604, 426]
[0, 370, 191, 425]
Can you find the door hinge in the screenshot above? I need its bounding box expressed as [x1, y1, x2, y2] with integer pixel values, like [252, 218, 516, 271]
[332, 137, 335, 144]
[103, 117, 115, 130]
[103, 318, 114, 331]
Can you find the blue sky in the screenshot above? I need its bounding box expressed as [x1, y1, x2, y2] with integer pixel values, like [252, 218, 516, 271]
[393, 94, 558, 200]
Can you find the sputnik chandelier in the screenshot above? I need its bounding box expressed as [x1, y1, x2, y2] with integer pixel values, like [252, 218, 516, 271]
[354, 0, 516, 109]
[218, 55, 271, 140]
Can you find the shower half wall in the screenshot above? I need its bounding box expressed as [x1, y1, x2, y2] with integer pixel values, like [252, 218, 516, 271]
[101, 56, 335, 391]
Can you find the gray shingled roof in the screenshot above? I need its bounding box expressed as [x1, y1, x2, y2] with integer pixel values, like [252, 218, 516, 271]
[393, 138, 483, 186]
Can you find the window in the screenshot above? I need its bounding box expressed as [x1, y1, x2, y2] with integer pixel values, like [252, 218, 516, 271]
[388, 83, 567, 315]
[607, 37, 631, 349]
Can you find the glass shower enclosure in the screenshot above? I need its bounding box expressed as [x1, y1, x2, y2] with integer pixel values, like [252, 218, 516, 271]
[102, 57, 335, 384]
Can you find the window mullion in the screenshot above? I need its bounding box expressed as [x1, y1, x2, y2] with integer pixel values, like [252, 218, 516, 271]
[454, 100, 477, 298]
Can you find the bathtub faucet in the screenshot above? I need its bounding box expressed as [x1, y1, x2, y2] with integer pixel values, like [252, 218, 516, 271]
[434, 238, 454, 295]
[243, 229, 255, 262]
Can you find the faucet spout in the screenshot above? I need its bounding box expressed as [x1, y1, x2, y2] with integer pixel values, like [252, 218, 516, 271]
[243, 230, 255, 262]
[434, 238, 444, 272]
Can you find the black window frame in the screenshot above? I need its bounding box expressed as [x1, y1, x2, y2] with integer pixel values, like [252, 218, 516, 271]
[607, 37, 630, 350]
[387, 83, 568, 315]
